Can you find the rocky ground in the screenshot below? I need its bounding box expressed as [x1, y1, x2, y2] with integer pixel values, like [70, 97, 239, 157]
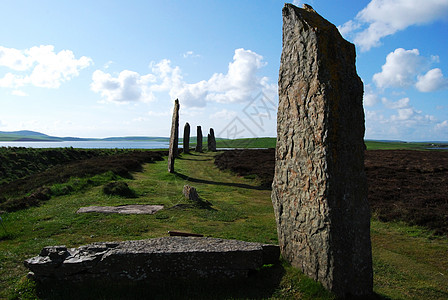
[215, 149, 448, 235]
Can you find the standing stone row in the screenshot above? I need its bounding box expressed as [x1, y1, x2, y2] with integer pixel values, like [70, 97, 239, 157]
[167, 99, 217, 172]
[167, 99, 179, 173]
[195, 126, 203, 152]
[271, 4, 372, 298]
[207, 128, 216, 152]
[183, 122, 190, 154]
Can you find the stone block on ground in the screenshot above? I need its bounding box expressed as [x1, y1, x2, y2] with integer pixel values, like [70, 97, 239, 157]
[24, 237, 280, 283]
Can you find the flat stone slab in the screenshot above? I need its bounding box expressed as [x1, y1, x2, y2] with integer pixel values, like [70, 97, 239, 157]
[24, 237, 280, 283]
[76, 205, 164, 214]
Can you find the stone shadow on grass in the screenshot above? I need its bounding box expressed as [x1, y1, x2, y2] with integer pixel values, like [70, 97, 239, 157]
[173, 171, 269, 191]
[33, 263, 286, 300]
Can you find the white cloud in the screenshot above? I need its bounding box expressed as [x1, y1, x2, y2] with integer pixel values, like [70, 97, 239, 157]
[381, 97, 410, 109]
[339, 0, 448, 51]
[209, 109, 237, 120]
[365, 96, 440, 140]
[381, 96, 435, 124]
[363, 84, 379, 106]
[373, 48, 424, 89]
[0, 46, 33, 71]
[416, 68, 448, 92]
[435, 120, 448, 131]
[103, 61, 114, 69]
[11, 90, 28, 96]
[92, 48, 275, 108]
[373, 48, 448, 92]
[91, 70, 156, 103]
[338, 20, 361, 37]
[147, 110, 171, 117]
[0, 45, 92, 88]
[182, 51, 200, 58]
[202, 48, 270, 104]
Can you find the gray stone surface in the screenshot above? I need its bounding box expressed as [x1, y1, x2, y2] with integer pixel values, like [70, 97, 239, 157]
[77, 205, 164, 215]
[168, 99, 180, 173]
[208, 128, 216, 152]
[183, 122, 190, 154]
[182, 185, 199, 202]
[271, 4, 372, 297]
[24, 237, 280, 283]
[195, 126, 203, 152]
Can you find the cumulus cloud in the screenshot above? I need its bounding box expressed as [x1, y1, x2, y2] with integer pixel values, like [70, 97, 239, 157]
[91, 70, 156, 103]
[373, 48, 424, 89]
[365, 95, 441, 140]
[373, 48, 448, 92]
[435, 120, 448, 131]
[381, 97, 410, 109]
[363, 84, 379, 106]
[339, 0, 448, 51]
[416, 68, 448, 92]
[382, 97, 435, 124]
[92, 48, 275, 108]
[0, 45, 92, 88]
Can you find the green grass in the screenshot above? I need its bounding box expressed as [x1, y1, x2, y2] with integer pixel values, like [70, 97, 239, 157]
[371, 220, 448, 299]
[208, 137, 447, 150]
[0, 151, 447, 299]
[215, 137, 277, 148]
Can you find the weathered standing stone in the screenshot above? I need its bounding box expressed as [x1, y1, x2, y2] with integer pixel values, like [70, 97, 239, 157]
[195, 126, 203, 152]
[24, 237, 280, 283]
[207, 128, 216, 152]
[183, 122, 190, 154]
[271, 4, 372, 297]
[168, 99, 180, 173]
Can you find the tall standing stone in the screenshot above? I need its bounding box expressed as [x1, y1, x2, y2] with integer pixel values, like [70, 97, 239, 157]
[183, 122, 190, 154]
[195, 126, 202, 152]
[168, 99, 179, 173]
[271, 4, 372, 297]
[207, 128, 216, 152]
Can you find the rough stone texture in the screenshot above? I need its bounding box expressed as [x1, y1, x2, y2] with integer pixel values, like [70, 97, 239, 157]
[271, 4, 372, 297]
[195, 126, 203, 152]
[77, 205, 164, 215]
[24, 237, 280, 283]
[168, 99, 180, 173]
[183, 122, 190, 154]
[208, 128, 216, 152]
[182, 185, 199, 202]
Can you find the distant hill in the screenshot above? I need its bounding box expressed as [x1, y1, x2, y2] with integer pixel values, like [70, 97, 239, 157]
[0, 130, 63, 141]
[0, 130, 170, 142]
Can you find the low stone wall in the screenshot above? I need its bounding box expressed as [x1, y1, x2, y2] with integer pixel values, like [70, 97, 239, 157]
[24, 237, 279, 283]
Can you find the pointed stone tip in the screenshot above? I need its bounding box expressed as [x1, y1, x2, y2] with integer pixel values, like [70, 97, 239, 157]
[284, 3, 316, 15]
[302, 4, 316, 13]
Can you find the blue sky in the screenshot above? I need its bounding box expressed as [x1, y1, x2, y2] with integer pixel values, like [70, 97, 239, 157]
[0, 0, 447, 141]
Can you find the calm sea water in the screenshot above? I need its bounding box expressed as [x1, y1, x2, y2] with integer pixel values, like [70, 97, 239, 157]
[0, 141, 170, 149]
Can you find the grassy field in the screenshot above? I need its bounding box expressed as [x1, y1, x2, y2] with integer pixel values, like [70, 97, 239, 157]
[0, 151, 447, 299]
[211, 137, 447, 151]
